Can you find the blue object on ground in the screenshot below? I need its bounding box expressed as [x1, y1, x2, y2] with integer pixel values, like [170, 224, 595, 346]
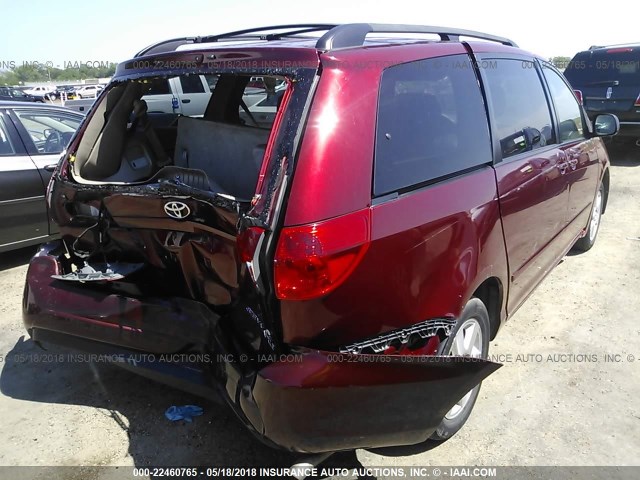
[165, 405, 204, 422]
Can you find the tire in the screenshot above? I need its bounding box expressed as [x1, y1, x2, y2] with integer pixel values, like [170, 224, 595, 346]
[430, 298, 490, 441]
[573, 181, 604, 252]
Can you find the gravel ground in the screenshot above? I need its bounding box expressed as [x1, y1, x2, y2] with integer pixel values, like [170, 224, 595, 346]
[0, 145, 638, 477]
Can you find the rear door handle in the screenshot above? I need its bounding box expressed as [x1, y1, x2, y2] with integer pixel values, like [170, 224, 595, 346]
[181, 99, 191, 104]
[44, 164, 57, 172]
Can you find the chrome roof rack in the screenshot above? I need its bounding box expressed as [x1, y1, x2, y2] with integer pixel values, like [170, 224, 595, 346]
[134, 24, 338, 57]
[315, 23, 517, 50]
[133, 23, 517, 58]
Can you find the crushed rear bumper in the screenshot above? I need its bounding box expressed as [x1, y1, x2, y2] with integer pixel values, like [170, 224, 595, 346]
[23, 241, 501, 453]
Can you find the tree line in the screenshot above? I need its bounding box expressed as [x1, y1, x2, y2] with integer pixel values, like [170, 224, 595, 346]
[0, 56, 573, 86]
[0, 62, 117, 85]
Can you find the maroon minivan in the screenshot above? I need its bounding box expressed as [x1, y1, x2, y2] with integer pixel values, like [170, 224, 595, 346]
[22, 24, 618, 452]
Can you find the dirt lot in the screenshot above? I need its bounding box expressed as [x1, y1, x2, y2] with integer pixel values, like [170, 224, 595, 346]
[0, 146, 638, 476]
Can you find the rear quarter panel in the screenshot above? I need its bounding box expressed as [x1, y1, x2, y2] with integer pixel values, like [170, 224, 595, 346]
[280, 168, 508, 347]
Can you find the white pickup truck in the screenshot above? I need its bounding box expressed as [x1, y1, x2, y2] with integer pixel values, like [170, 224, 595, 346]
[143, 74, 216, 115]
[64, 75, 216, 115]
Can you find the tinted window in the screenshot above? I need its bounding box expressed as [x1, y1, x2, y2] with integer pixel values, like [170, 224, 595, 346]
[374, 55, 492, 196]
[565, 49, 640, 87]
[483, 60, 554, 159]
[14, 110, 82, 154]
[180, 75, 205, 94]
[145, 78, 171, 95]
[0, 117, 15, 155]
[543, 65, 584, 142]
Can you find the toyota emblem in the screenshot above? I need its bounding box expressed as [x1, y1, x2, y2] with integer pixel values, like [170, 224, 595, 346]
[164, 201, 191, 220]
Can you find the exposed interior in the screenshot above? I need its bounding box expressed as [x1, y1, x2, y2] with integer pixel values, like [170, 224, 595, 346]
[70, 73, 287, 201]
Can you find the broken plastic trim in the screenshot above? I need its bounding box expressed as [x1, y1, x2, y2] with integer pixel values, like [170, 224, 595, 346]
[52, 262, 144, 282]
[339, 318, 456, 354]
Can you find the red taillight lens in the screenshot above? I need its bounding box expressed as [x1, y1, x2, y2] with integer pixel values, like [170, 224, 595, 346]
[634, 92, 640, 107]
[237, 226, 265, 263]
[274, 209, 370, 300]
[574, 89, 583, 106]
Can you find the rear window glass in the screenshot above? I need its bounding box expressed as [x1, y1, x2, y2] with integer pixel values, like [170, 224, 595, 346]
[374, 55, 492, 196]
[565, 50, 640, 86]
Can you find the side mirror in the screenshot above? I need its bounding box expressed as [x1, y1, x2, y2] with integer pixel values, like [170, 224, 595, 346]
[594, 114, 619, 136]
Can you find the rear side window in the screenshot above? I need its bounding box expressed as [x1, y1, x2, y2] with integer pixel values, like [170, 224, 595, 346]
[374, 55, 491, 196]
[542, 65, 584, 142]
[483, 60, 554, 159]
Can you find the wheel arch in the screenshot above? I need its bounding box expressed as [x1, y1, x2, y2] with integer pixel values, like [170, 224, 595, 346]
[470, 277, 504, 341]
[602, 168, 610, 214]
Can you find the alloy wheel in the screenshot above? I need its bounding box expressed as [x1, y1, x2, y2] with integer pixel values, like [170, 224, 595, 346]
[445, 318, 483, 420]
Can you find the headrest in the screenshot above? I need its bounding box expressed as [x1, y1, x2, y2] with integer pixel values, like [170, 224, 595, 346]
[133, 99, 148, 118]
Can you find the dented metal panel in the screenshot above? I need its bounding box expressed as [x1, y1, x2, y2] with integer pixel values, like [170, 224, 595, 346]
[24, 243, 501, 452]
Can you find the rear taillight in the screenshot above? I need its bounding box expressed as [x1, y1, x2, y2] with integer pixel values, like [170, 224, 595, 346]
[574, 89, 583, 105]
[274, 209, 370, 300]
[634, 92, 640, 107]
[237, 226, 265, 263]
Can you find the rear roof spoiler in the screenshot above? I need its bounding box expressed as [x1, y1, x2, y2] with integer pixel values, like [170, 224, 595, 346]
[589, 42, 640, 50]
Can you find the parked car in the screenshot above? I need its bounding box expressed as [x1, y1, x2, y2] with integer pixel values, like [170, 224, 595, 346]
[0, 87, 40, 102]
[23, 85, 57, 100]
[55, 85, 79, 100]
[74, 84, 104, 99]
[60, 97, 94, 114]
[564, 44, 640, 146]
[23, 24, 617, 453]
[0, 101, 83, 252]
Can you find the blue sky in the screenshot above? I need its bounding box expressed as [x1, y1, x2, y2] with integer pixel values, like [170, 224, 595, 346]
[0, 0, 636, 67]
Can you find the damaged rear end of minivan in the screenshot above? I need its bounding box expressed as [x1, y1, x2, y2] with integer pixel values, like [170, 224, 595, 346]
[23, 47, 499, 453]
